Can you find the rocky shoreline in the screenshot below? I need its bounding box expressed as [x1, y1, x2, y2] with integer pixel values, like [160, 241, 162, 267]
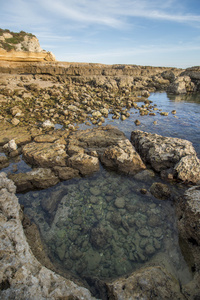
[0, 61, 200, 299]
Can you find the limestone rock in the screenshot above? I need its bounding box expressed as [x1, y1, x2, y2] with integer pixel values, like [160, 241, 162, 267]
[174, 155, 200, 184]
[0, 172, 95, 299]
[101, 139, 146, 175]
[167, 76, 195, 94]
[3, 139, 17, 153]
[22, 141, 67, 168]
[53, 166, 80, 180]
[67, 153, 99, 176]
[42, 119, 55, 128]
[131, 130, 199, 184]
[0, 155, 9, 170]
[8, 168, 59, 192]
[106, 266, 184, 300]
[67, 125, 126, 156]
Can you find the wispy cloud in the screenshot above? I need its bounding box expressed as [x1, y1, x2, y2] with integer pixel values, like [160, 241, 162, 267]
[40, 0, 200, 28]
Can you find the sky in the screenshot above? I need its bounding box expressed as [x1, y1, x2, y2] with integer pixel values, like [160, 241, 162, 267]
[0, 0, 200, 68]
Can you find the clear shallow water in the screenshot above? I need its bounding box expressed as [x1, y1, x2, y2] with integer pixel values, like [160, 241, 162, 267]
[17, 92, 200, 284]
[18, 168, 190, 282]
[79, 92, 200, 156]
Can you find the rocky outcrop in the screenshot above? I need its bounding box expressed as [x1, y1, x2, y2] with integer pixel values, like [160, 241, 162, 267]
[100, 139, 146, 175]
[0, 49, 56, 62]
[106, 266, 184, 299]
[167, 76, 195, 94]
[181, 66, 200, 92]
[0, 29, 56, 62]
[131, 130, 200, 184]
[0, 172, 95, 299]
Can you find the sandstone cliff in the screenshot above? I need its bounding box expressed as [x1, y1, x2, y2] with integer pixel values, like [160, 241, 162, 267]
[0, 29, 56, 62]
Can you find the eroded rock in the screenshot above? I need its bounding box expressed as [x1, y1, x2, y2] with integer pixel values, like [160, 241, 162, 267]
[8, 168, 59, 192]
[23, 141, 68, 167]
[0, 172, 95, 300]
[101, 139, 146, 175]
[131, 130, 200, 184]
[106, 266, 184, 300]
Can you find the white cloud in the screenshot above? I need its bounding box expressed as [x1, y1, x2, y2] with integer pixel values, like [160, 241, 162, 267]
[40, 0, 200, 28]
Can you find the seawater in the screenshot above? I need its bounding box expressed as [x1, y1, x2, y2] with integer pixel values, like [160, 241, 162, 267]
[17, 92, 200, 283]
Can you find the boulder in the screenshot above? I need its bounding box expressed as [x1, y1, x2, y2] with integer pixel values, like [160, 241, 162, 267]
[67, 153, 99, 176]
[101, 139, 146, 175]
[67, 125, 127, 155]
[22, 141, 68, 168]
[167, 76, 195, 94]
[0, 172, 95, 299]
[8, 168, 59, 192]
[131, 130, 200, 184]
[176, 186, 200, 247]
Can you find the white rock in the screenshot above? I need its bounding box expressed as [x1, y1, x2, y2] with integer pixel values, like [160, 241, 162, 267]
[42, 120, 55, 128]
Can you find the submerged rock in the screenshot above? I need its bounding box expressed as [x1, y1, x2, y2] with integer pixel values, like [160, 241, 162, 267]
[150, 182, 171, 200]
[0, 172, 95, 300]
[131, 130, 200, 184]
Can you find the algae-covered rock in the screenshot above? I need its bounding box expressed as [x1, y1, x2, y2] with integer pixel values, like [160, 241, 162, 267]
[150, 182, 171, 200]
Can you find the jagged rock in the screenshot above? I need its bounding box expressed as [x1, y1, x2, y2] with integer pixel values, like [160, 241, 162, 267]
[8, 168, 59, 192]
[174, 155, 200, 184]
[131, 130, 200, 184]
[3, 139, 17, 153]
[67, 153, 99, 176]
[106, 266, 184, 299]
[101, 139, 146, 175]
[22, 141, 68, 167]
[167, 76, 195, 94]
[0, 172, 95, 299]
[176, 186, 200, 247]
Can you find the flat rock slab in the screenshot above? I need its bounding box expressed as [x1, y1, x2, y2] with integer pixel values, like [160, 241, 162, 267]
[131, 130, 200, 184]
[0, 124, 32, 146]
[9, 168, 59, 192]
[23, 141, 68, 168]
[67, 125, 127, 155]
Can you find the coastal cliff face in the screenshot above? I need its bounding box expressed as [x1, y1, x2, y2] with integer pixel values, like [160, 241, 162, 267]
[0, 29, 56, 62]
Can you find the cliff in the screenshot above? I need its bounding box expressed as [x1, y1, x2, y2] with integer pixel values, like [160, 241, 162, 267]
[0, 29, 56, 62]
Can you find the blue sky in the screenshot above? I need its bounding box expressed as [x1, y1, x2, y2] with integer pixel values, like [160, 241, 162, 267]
[0, 0, 200, 68]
